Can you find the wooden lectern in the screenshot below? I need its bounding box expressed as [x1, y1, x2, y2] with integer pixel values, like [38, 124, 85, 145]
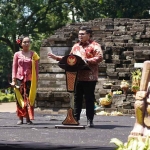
[55, 54, 90, 129]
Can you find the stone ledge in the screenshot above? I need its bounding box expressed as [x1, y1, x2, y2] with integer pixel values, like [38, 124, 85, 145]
[34, 107, 67, 115]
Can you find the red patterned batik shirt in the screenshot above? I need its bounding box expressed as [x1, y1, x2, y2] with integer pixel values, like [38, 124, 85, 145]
[70, 40, 103, 81]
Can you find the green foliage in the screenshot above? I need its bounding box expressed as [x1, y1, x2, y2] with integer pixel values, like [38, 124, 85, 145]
[132, 85, 140, 91]
[0, 89, 15, 102]
[67, 0, 105, 22]
[110, 136, 150, 150]
[0, 44, 13, 88]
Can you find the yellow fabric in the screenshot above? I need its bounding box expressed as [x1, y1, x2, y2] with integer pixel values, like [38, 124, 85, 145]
[14, 88, 24, 108]
[29, 52, 40, 106]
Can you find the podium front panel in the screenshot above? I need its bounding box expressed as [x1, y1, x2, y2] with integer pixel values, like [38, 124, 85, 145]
[66, 71, 78, 92]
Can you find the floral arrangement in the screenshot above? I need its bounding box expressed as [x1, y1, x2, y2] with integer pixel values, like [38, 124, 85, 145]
[99, 92, 113, 106]
[105, 93, 113, 101]
[120, 79, 129, 88]
[121, 79, 129, 86]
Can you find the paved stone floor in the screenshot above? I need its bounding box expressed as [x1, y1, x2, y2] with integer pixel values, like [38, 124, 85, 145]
[0, 104, 135, 150]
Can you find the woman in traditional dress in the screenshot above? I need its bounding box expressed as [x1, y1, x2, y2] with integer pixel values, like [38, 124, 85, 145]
[11, 35, 40, 125]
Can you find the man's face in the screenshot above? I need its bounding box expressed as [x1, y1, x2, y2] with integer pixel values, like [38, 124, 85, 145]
[78, 30, 90, 43]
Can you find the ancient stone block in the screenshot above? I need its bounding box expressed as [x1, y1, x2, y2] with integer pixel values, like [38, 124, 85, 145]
[113, 39, 125, 43]
[123, 51, 134, 56]
[98, 73, 107, 76]
[63, 93, 73, 102]
[116, 68, 130, 72]
[122, 60, 131, 64]
[133, 46, 150, 50]
[134, 50, 143, 56]
[107, 63, 116, 69]
[113, 31, 123, 36]
[122, 35, 132, 40]
[111, 55, 120, 60]
[111, 85, 122, 91]
[118, 72, 130, 78]
[126, 95, 135, 103]
[114, 42, 126, 47]
[36, 91, 54, 100]
[45, 101, 55, 108]
[126, 56, 133, 60]
[36, 101, 46, 107]
[39, 64, 64, 73]
[141, 20, 150, 24]
[102, 18, 113, 22]
[134, 56, 150, 60]
[141, 35, 150, 38]
[106, 68, 115, 72]
[104, 108, 118, 113]
[99, 67, 106, 73]
[99, 89, 111, 96]
[106, 71, 118, 77]
[54, 101, 62, 107]
[111, 47, 121, 55]
[105, 42, 114, 47]
[61, 103, 70, 108]
[112, 60, 121, 64]
[112, 95, 126, 107]
[123, 102, 131, 109]
[114, 18, 129, 23]
[105, 46, 111, 51]
[91, 26, 100, 30]
[99, 61, 107, 67]
[114, 26, 126, 32]
[105, 54, 111, 59]
[143, 50, 150, 55]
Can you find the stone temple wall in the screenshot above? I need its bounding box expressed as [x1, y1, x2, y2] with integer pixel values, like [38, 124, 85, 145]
[36, 18, 150, 114]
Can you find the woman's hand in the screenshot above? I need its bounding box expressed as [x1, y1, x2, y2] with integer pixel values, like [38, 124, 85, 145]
[47, 52, 57, 60]
[10, 78, 18, 87]
[10, 81, 16, 86]
[10, 78, 16, 86]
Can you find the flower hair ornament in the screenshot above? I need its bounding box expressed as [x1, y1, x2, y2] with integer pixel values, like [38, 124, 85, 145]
[16, 39, 21, 44]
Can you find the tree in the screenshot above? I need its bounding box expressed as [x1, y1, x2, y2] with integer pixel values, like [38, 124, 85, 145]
[0, 0, 70, 54]
[100, 0, 150, 18]
[66, 0, 105, 22]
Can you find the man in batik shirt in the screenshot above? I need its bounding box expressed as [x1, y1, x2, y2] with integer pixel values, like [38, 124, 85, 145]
[48, 26, 103, 127]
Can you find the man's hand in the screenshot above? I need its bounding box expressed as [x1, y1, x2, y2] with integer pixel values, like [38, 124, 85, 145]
[47, 52, 57, 60]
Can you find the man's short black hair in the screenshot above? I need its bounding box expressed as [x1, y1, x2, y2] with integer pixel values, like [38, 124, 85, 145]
[79, 26, 93, 37]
